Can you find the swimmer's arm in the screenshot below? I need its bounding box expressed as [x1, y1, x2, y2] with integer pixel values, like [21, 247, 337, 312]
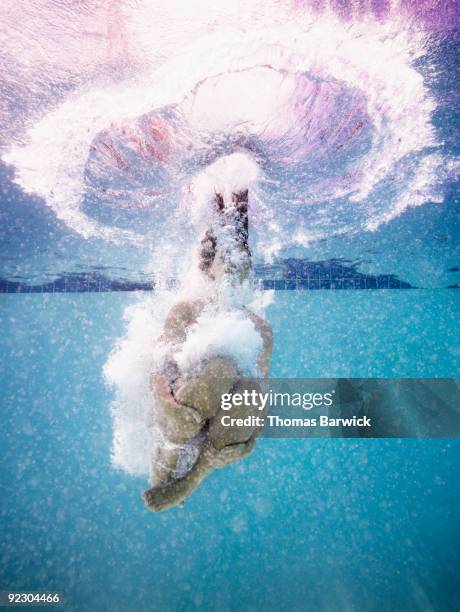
[245, 310, 273, 377]
[159, 299, 206, 344]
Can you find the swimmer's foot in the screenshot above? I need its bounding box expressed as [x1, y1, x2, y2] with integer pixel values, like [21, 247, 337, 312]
[143, 438, 256, 512]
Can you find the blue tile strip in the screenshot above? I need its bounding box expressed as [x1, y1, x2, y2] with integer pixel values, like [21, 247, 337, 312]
[0, 259, 418, 293]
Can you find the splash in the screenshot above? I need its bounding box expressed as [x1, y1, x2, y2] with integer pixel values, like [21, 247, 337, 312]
[2, 6, 457, 247]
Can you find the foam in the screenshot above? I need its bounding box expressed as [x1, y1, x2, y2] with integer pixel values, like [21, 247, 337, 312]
[3, 12, 456, 244]
[189, 153, 259, 231]
[175, 308, 263, 376]
[103, 292, 174, 474]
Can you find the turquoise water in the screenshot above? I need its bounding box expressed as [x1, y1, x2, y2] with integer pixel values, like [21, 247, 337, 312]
[1, 291, 459, 611]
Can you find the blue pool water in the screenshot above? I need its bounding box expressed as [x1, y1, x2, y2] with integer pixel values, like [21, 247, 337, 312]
[1, 291, 459, 611]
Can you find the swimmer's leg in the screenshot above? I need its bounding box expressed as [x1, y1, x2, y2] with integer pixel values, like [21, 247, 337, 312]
[149, 372, 203, 485]
[143, 438, 256, 512]
[151, 372, 204, 442]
